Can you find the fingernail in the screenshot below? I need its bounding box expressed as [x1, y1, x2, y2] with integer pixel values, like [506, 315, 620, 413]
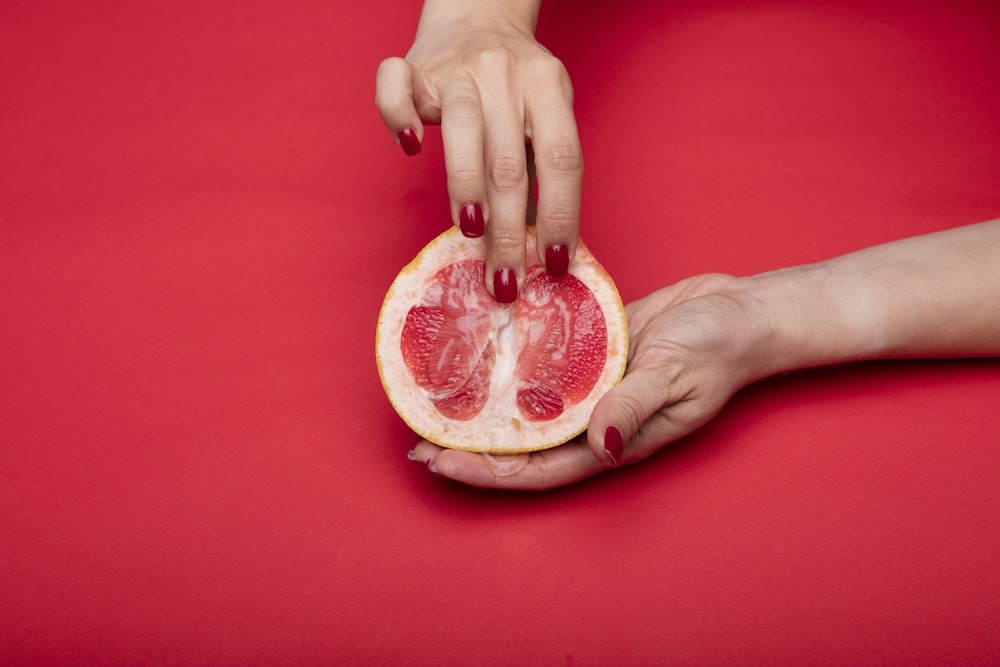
[604, 425, 624, 468]
[426, 458, 440, 475]
[398, 128, 421, 156]
[545, 243, 569, 277]
[407, 450, 419, 462]
[459, 202, 485, 238]
[493, 267, 517, 304]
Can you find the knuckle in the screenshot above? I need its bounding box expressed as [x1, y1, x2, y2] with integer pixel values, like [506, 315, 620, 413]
[476, 46, 517, 74]
[617, 393, 648, 432]
[538, 203, 578, 232]
[528, 55, 574, 98]
[447, 169, 484, 202]
[488, 155, 527, 195]
[374, 58, 408, 107]
[375, 56, 402, 79]
[532, 460, 549, 490]
[487, 226, 525, 254]
[531, 55, 569, 83]
[442, 94, 481, 124]
[373, 84, 400, 112]
[447, 164, 483, 188]
[539, 142, 583, 176]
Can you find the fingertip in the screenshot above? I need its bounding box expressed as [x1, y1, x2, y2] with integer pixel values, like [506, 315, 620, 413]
[587, 366, 666, 468]
[585, 422, 623, 468]
[485, 222, 527, 304]
[458, 201, 485, 238]
[397, 127, 422, 156]
[543, 242, 570, 277]
[534, 213, 580, 278]
[491, 266, 518, 304]
[603, 425, 624, 468]
[409, 440, 444, 465]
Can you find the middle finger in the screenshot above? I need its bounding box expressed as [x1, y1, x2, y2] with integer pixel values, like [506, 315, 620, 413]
[480, 62, 529, 303]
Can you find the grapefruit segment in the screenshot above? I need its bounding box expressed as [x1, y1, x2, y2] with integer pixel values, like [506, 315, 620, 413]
[376, 227, 627, 454]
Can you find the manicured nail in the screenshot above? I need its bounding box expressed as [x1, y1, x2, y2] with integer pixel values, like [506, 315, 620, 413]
[604, 425, 624, 468]
[397, 128, 421, 156]
[459, 202, 485, 238]
[545, 243, 569, 277]
[493, 267, 517, 304]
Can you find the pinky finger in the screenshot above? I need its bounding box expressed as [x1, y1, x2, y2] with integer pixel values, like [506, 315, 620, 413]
[375, 56, 423, 156]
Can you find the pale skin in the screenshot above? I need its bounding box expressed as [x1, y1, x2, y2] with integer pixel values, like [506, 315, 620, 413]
[408, 219, 1000, 489]
[375, 0, 575, 300]
[376, 3, 1000, 490]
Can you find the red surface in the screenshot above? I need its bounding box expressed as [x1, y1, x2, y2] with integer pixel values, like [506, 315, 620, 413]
[2, 0, 1000, 664]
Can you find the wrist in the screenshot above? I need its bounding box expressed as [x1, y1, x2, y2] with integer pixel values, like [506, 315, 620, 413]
[418, 0, 541, 34]
[744, 261, 881, 378]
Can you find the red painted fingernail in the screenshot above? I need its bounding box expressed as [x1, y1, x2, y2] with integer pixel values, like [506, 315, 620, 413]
[460, 202, 485, 238]
[545, 243, 569, 277]
[604, 425, 624, 468]
[398, 128, 421, 156]
[493, 267, 517, 304]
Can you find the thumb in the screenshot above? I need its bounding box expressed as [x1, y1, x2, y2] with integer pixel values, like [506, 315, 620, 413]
[586, 366, 668, 468]
[374, 56, 424, 156]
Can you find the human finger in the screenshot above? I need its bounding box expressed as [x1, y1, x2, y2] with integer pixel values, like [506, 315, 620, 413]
[409, 439, 606, 490]
[586, 365, 675, 467]
[525, 63, 582, 277]
[439, 78, 488, 239]
[374, 56, 424, 156]
[480, 59, 529, 303]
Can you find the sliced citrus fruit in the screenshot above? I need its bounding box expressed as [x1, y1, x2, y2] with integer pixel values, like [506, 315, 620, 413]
[376, 227, 628, 454]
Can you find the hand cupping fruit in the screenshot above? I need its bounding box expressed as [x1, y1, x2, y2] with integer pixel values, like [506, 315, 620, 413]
[376, 227, 627, 453]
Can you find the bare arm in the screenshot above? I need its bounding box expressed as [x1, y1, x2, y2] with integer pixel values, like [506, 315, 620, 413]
[410, 219, 1000, 490]
[755, 218, 1000, 377]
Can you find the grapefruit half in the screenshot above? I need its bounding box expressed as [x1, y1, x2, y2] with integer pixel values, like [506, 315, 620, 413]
[376, 227, 628, 454]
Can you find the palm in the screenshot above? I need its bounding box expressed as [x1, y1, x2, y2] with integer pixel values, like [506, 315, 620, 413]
[619, 278, 763, 458]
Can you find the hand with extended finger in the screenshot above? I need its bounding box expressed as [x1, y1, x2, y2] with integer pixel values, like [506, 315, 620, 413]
[375, 0, 582, 300]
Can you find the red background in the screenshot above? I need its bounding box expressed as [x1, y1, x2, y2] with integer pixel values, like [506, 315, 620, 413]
[3, 0, 1000, 664]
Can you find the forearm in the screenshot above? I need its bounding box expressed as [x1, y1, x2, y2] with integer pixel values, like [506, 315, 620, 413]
[752, 219, 1000, 375]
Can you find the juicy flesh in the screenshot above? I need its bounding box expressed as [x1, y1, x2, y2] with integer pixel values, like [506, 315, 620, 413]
[400, 259, 608, 422]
